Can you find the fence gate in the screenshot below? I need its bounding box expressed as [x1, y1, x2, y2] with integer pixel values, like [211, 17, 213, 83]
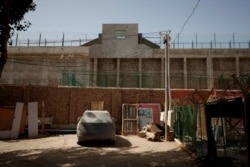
[122, 104, 138, 135]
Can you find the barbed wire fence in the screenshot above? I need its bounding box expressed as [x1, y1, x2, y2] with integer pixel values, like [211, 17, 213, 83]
[9, 32, 250, 49]
[2, 71, 250, 91]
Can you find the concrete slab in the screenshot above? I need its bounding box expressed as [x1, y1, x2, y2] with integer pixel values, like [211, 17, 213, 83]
[10, 102, 24, 139]
[28, 102, 38, 138]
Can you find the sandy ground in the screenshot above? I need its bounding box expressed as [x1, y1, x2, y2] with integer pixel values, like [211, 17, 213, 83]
[0, 134, 200, 167]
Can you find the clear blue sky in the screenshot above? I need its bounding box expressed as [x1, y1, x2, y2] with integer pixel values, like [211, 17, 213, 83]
[19, 0, 250, 42]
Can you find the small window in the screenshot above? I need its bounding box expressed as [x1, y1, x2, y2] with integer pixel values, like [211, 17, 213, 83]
[115, 30, 126, 39]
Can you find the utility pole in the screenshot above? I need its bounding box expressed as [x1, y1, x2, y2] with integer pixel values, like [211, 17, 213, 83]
[164, 31, 171, 141]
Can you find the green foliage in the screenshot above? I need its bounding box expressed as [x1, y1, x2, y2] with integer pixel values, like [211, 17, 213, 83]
[0, 0, 36, 34]
[0, 0, 36, 77]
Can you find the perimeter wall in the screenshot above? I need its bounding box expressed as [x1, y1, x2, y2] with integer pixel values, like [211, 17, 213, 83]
[0, 85, 242, 132]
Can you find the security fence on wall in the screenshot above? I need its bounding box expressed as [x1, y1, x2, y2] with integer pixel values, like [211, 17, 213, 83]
[9, 32, 250, 48]
[169, 32, 250, 49]
[88, 72, 250, 90]
[3, 71, 249, 90]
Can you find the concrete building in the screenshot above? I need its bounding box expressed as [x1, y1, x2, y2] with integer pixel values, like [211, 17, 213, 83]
[1, 23, 250, 90]
[1, 47, 89, 86]
[85, 24, 250, 89]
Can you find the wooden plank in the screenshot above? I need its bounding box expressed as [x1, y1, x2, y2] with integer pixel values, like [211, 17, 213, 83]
[91, 101, 104, 110]
[10, 102, 24, 139]
[28, 102, 38, 138]
[0, 108, 15, 130]
[19, 104, 27, 135]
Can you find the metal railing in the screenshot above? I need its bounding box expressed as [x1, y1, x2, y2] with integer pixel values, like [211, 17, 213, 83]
[9, 32, 250, 49]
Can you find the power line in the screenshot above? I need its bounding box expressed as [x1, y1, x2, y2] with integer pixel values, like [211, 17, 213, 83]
[7, 49, 147, 67]
[7, 59, 81, 68]
[173, 0, 201, 41]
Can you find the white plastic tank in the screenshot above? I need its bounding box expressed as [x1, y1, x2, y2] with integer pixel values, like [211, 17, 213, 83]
[167, 110, 175, 129]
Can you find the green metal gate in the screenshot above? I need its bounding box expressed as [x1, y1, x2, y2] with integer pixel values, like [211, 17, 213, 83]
[173, 105, 194, 141]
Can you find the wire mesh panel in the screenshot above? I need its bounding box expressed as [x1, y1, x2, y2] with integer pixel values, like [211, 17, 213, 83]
[97, 72, 117, 87]
[120, 72, 139, 88]
[173, 105, 195, 142]
[122, 104, 138, 135]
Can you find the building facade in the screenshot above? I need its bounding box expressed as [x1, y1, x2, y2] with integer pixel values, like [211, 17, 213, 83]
[1, 23, 250, 90]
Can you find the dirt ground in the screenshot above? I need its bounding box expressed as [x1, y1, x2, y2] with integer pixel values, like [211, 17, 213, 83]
[0, 134, 201, 167]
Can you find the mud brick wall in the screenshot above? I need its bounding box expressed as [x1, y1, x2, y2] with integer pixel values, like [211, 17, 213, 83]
[239, 58, 250, 73]
[98, 58, 117, 71]
[213, 58, 236, 76]
[187, 58, 207, 89]
[1, 85, 242, 132]
[120, 59, 139, 72]
[141, 59, 162, 88]
[141, 59, 161, 72]
[0, 85, 24, 106]
[170, 58, 184, 88]
[0, 85, 167, 132]
[119, 59, 139, 87]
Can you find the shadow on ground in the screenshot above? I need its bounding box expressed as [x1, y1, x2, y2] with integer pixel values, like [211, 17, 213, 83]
[77, 135, 132, 147]
[0, 136, 199, 167]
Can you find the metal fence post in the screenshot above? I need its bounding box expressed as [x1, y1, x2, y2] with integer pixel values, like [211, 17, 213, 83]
[15, 33, 18, 46]
[233, 33, 235, 48]
[38, 33, 41, 47]
[214, 33, 216, 48]
[62, 33, 64, 47]
[196, 33, 198, 48]
[177, 33, 179, 48]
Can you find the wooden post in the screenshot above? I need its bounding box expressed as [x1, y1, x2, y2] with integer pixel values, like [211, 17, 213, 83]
[41, 101, 45, 135]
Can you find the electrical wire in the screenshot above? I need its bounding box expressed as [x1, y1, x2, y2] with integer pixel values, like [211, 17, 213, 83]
[7, 59, 83, 68]
[100, 31, 167, 41]
[7, 49, 147, 67]
[173, 0, 201, 41]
